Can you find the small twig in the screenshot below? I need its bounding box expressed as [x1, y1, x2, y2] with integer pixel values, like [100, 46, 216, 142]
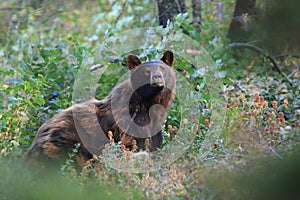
[114, 0, 128, 27]
[107, 56, 125, 62]
[89, 64, 104, 71]
[267, 146, 283, 159]
[90, 56, 126, 71]
[256, 128, 283, 160]
[274, 138, 289, 148]
[202, 154, 243, 161]
[287, 69, 298, 79]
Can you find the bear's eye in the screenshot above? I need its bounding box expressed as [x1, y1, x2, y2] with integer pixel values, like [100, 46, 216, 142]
[159, 65, 165, 72]
[144, 68, 151, 76]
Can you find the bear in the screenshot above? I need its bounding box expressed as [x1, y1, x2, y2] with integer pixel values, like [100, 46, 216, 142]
[26, 50, 176, 168]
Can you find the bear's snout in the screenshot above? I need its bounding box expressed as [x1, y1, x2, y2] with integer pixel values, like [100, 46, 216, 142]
[151, 71, 164, 88]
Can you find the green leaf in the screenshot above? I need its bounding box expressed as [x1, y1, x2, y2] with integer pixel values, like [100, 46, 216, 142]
[0, 84, 9, 90]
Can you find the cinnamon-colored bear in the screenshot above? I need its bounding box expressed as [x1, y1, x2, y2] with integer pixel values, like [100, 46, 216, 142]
[26, 51, 176, 167]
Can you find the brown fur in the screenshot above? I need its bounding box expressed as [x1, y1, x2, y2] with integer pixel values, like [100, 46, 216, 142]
[26, 51, 176, 168]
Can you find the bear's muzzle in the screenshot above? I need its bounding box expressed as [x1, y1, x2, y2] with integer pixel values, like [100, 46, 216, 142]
[150, 71, 165, 88]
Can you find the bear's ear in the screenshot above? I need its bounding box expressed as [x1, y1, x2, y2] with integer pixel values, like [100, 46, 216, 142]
[127, 54, 142, 70]
[161, 50, 174, 67]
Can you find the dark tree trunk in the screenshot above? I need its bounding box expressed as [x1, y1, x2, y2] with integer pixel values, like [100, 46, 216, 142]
[192, 0, 201, 32]
[227, 0, 256, 42]
[157, 0, 187, 27]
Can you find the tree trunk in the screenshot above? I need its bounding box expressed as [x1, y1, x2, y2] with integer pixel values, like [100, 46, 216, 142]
[227, 0, 256, 42]
[157, 0, 187, 27]
[192, 0, 201, 32]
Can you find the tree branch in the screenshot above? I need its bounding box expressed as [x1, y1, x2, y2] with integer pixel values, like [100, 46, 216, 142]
[229, 42, 293, 85]
[274, 53, 300, 59]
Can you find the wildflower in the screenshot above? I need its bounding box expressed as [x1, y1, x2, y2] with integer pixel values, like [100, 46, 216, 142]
[182, 118, 188, 125]
[132, 139, 137, 145]
[167, 124, 172, 132]
[254, 94, 259, 102]
[271, 121, 276, 129]
[263, 101, 268, 107]
[278, 112, 284, 119]
[241, 97, 246, 103]
[259, 95, 264, 103]
[132, 144, 138, 152]
[254, 102, 260, 108]
[240, 112, 245, 117]
[282, 103, 288, 107]
[272, 101, 278, 109]
[131, 139, 138, 152]
[283, 99, 288, 105]
[277, 112, 285, 124]
[233, 101, 239, 109]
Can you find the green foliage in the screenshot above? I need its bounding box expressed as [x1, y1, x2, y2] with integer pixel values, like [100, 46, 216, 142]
[0, 154, 142, 200]
[0, 37, 90, 152]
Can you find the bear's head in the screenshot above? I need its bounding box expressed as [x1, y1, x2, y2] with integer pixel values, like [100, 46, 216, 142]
[126, 51, 174, 98]
[123, 51, 175, 151]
